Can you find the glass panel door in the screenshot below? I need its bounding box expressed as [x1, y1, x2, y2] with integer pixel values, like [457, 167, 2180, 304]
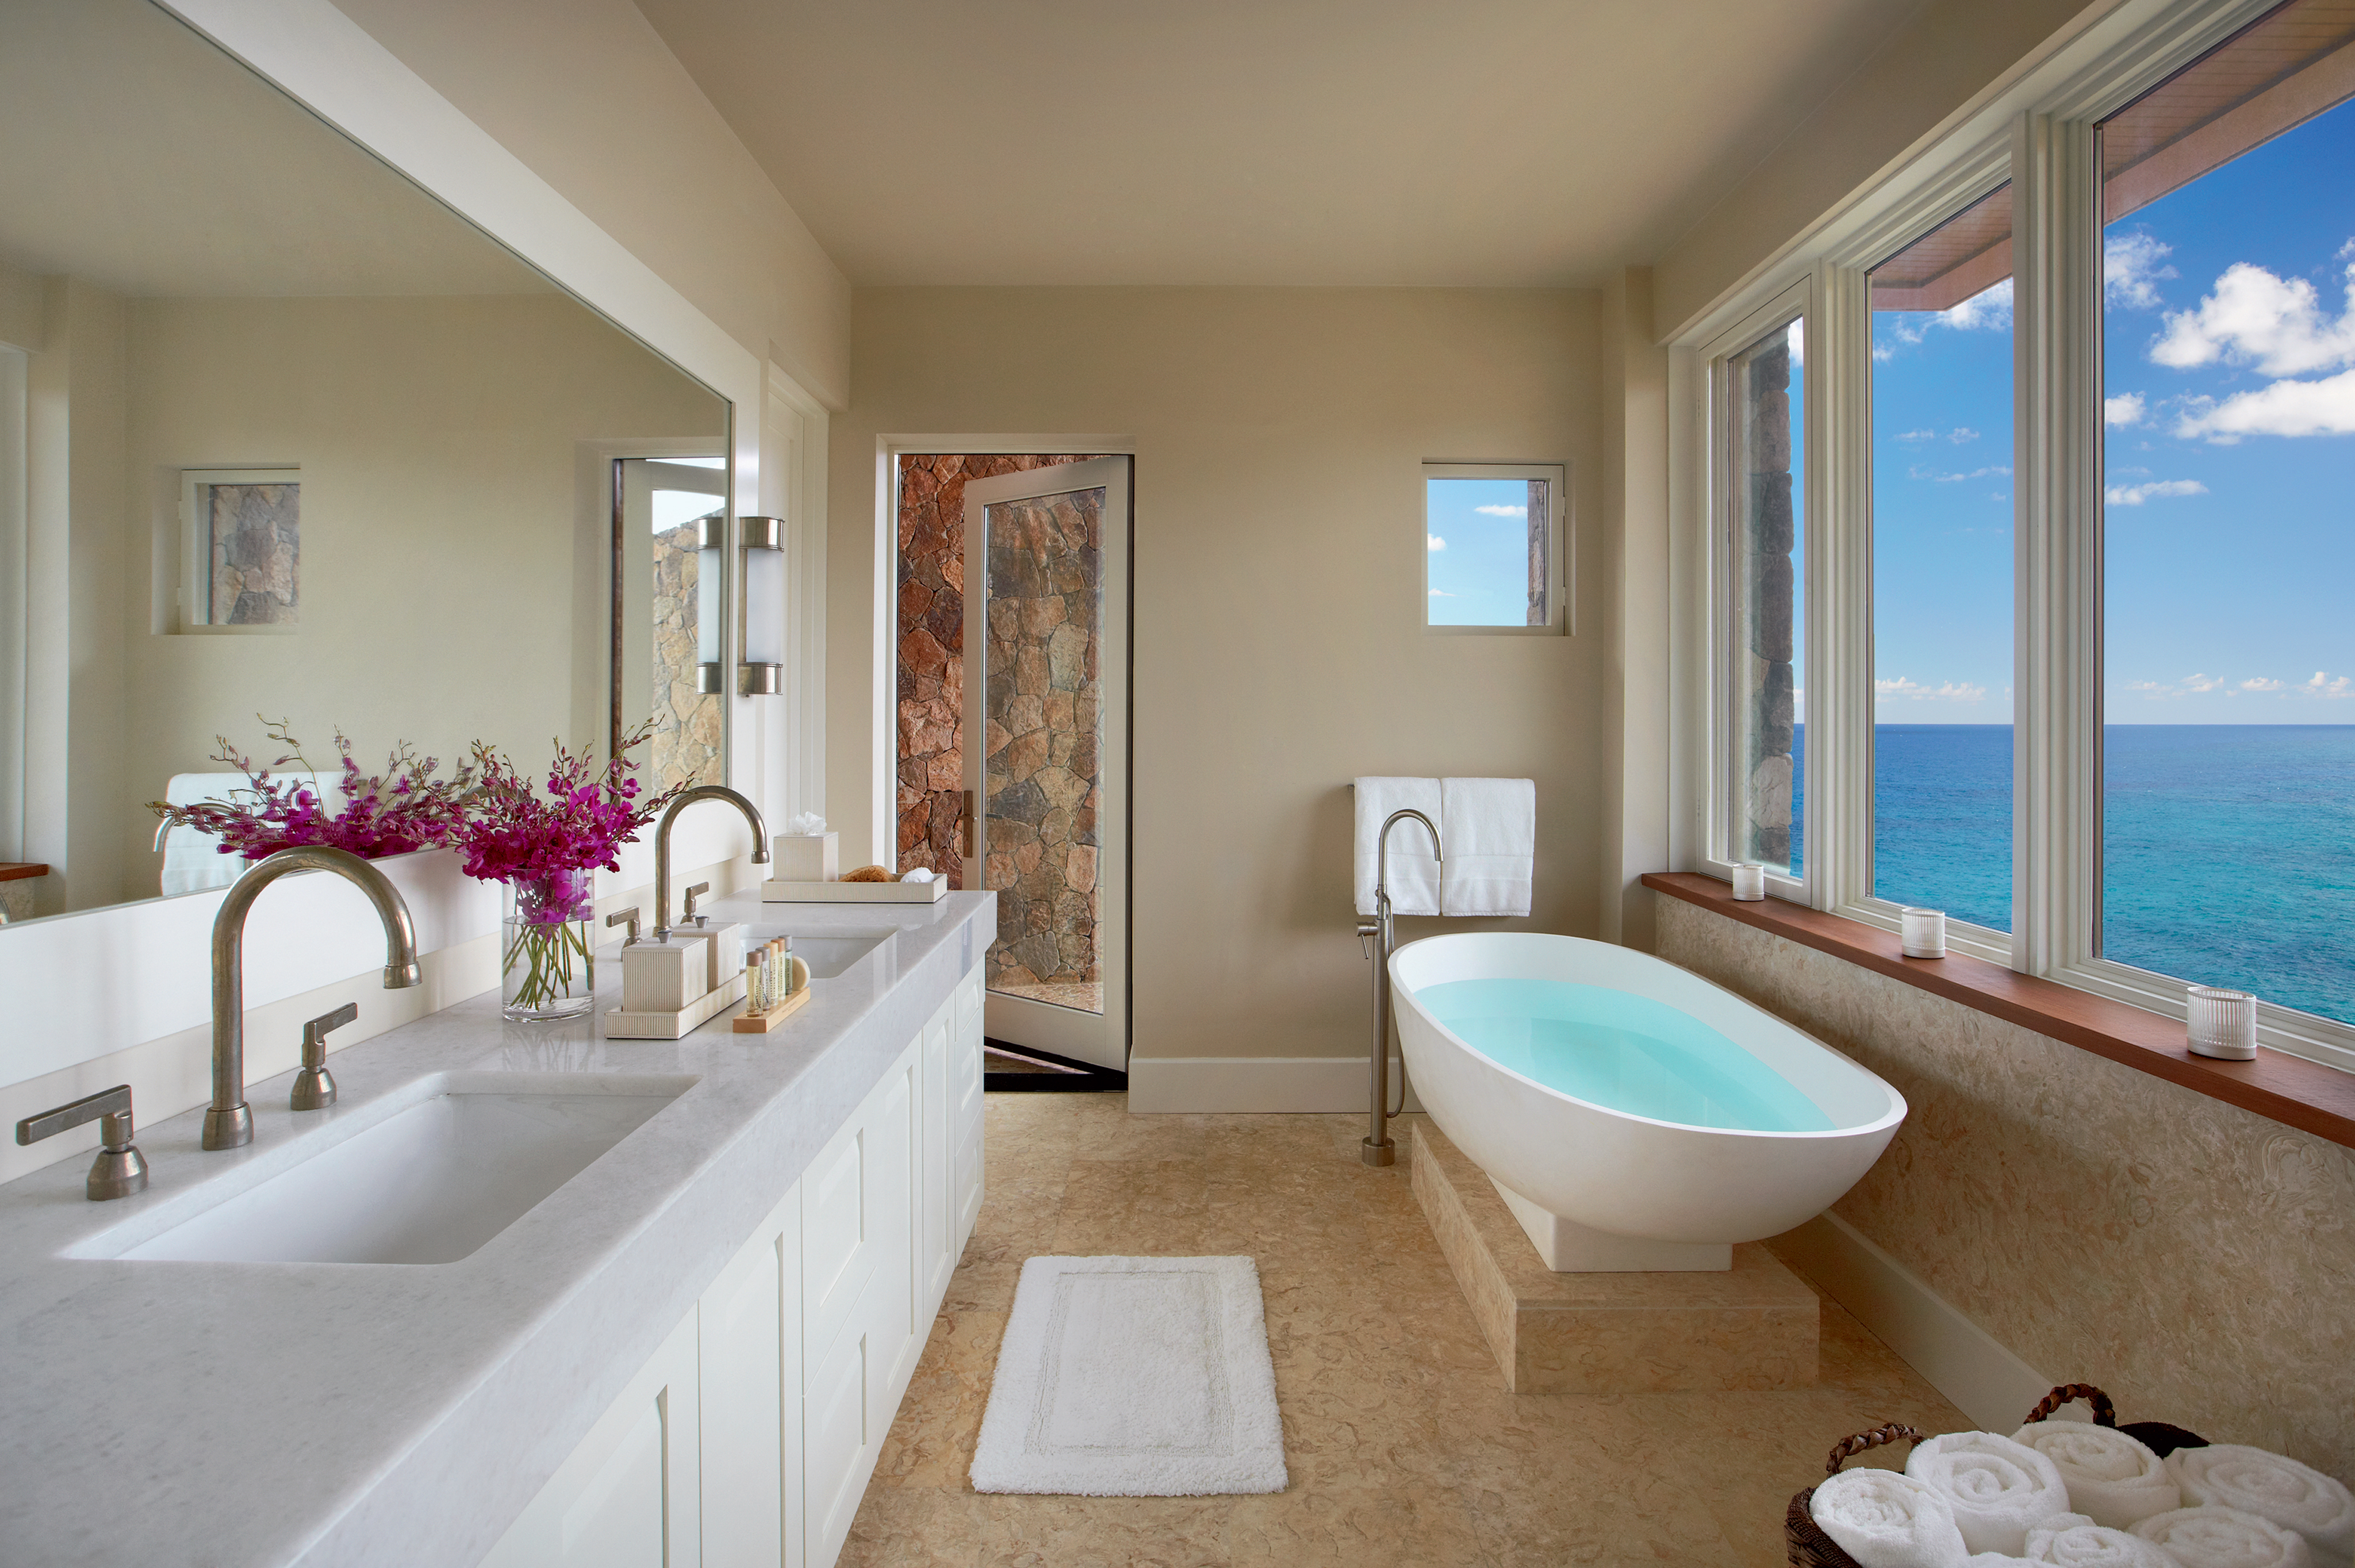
[961, 458, 1130, 1069]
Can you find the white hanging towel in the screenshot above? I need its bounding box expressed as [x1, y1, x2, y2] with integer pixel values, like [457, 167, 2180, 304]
[1440, 777, 1535, 917]
[1352, 777, 1441, 917]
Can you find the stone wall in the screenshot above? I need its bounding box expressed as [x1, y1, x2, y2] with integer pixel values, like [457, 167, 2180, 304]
[1738, 341, 1796, 867]
[979, 487, 1103, 996]
[893, 453, 1099, 886]
[1657, 894, 2355, 1483]
[649, 518, 722, 791]
[205, 481, 298, 626]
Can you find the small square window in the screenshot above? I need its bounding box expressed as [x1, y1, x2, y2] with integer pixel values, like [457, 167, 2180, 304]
[1424, 462, 1567, 633]
[180, 467, 299, 632]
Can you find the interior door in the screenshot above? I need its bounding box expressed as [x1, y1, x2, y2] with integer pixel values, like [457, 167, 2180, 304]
[960, 458, 1130, 1070]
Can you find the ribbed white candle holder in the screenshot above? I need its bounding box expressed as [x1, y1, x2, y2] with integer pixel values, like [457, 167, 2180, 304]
[1730, 863, 1766, 901]
[1900, 907, 1947, 959]
[2186, 986, 2257, 1060]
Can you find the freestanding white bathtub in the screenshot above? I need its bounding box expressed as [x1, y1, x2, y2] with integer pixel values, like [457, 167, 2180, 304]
[1391, 932, 1905, 1271]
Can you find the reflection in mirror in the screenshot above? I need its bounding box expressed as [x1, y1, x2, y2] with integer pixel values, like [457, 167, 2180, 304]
[0, 0, 729, 919]
[617, 458, 728, 792]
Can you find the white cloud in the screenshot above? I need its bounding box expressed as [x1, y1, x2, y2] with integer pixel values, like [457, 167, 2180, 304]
[1950, 427, 1980, 443]
[1894, 428, 1936, 443]
[2303, 670, 2352, 699]
[2153, 256, 2355, 377]
[1427, 588, 1455, 598]
[2105, 232, 2177, 309]
[1940, 279, 2013, 334]
[2240, 677, 2284, 692]
[2175, 366, 2355, 441]
[1426, 534, 1446, 551]
[2104, 478, 2207, 505]
[2104, 393, 2145, 427]
[1471, 504, 1525, 517]
[1911, 463, 2011, 484]
[1787, 320, 1805, 367]
[2127, 673, 2226, 699]
[1874, 676, 1989, 702]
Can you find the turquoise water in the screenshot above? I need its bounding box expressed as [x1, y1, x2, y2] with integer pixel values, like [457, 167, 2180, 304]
[1416, 977, 1836, 1133]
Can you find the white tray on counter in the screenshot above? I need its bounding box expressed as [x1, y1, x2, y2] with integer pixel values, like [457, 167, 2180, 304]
[760, 878, 948, 904]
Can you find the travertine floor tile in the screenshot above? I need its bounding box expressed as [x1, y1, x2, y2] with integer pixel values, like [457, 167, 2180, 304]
[843, 1092, 1971, 1568]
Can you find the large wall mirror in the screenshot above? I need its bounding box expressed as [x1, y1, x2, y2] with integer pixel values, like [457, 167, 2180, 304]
[0, 0, 730, 921]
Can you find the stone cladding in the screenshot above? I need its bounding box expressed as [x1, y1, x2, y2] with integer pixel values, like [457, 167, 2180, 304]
[650, 517, 722, 791]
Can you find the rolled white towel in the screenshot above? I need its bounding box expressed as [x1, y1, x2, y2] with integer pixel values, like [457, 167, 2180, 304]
[2133, 1505, 2315, 1567]
[1910, 1432, 2078, 1556]
[1811, 1467, 1972, 1568]
[2012, 1423, 2181, 1530]
[2169, 1448, 2355, 1566]
[2022, 1521, 2177, 1566]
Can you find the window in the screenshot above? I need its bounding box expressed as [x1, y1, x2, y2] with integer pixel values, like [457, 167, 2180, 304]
[1684, 0, 2355, 1068]
[1869, 185, 2016, 933]
[2097, 0, 2355, 1026]
[1423, 462, 1567, 633]
[180, 467, 298, 631]
[1716, 315, 1806, 876]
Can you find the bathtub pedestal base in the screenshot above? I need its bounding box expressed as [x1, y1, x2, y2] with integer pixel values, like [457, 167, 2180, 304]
[1410, 1121, 1819, 1394]
[1490, 1179, 1732, 1272]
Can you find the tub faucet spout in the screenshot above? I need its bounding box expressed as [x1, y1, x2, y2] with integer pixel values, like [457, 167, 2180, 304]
[1363, 809, 1441, 1167]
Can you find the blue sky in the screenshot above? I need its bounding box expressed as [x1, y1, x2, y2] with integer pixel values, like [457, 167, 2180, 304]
[1426, 477, 1535, 625]
[1870, 95, 2355, 724]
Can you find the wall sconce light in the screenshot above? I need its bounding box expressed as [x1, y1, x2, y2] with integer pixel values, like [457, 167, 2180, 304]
[739, 515, 785, 696]
[695, 514, 725, 694]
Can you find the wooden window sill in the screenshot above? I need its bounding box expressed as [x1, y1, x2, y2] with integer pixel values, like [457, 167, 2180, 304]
[0, 862, 47, 883]
[1641, 871, 2355, 1152]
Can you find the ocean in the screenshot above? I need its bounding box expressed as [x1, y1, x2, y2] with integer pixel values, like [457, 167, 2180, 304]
[1788, 723, 2355, 1026]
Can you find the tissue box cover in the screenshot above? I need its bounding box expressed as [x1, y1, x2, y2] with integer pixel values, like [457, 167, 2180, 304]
[773, 831, 838, 883]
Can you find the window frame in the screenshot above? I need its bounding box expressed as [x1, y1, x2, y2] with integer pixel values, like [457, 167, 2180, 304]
[1675, 0, 2355, 1073]
[1421, 461, 1571, 637]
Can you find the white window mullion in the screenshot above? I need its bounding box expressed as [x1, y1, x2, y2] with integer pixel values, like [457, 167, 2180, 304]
[1812, 262, 1874, 915]
[2009, 110, 2104, 979]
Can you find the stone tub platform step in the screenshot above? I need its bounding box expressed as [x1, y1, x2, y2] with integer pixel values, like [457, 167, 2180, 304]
[1410, 1121, 1819, 1394]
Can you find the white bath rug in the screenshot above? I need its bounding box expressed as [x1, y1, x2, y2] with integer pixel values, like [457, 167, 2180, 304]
[969, 1255, 1287, 1497]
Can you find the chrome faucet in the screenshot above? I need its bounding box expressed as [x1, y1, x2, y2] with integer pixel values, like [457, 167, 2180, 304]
[205, 846, 420, 1151]
[651, 784, 770, 941]
[1357, 808, 1442, 1168]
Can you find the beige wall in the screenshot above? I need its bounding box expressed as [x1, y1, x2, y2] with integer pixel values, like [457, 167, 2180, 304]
[44, 292, 721, 910]
[1652, 0, 2106, 338]
[831, 287, 1603, 1065]
[1658, 896, 2355, 1482]
[325, 0, 851, 408]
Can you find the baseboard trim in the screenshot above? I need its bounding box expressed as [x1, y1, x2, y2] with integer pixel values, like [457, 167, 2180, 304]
[1770, 1210, 2054, 1431]
[1126, 1055, 1425, 1114]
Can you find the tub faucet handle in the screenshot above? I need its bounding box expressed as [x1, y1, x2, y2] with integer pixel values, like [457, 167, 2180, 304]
[1357, 919, 1378, 960]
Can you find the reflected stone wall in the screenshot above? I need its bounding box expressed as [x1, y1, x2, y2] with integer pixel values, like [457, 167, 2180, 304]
[650, 519, 721, 791]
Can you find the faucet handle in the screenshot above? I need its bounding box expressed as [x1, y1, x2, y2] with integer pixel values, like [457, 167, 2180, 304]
[606, 907, 641, 946]
[1357, 919, 1378, 960]
[683, 881, 711, 925]
[17, 1085, 148, 1201]
[292, 1002, 357, 1111]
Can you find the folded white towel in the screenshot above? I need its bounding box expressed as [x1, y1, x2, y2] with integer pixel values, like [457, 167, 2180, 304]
[2012, 1423, 2180, 1530]
[2023, 1521, 2178, 1566]
[1438, 776, 1534, 917]
[2134, 1505, 2316, 1567]
[1812, 1467, 1973, 1567]
[2169, 1446, 2355, 1566]
[1910, 1432, 2078, 1556]
[1353, 777, 1441, 917]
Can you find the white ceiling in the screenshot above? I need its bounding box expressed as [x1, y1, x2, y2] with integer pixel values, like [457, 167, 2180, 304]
[0, 0, 547, 299]
[634, 0, 1927, 288]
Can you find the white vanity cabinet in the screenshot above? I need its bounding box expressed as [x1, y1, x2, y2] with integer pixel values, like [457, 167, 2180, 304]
[480, 967, 986, 1568]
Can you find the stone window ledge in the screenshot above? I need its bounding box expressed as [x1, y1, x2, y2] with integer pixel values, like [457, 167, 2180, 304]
[1641, 872, 2355, 1152]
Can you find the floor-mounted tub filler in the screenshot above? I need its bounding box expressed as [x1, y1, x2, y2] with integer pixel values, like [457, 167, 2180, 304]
[1390, 933, 1906, 1271]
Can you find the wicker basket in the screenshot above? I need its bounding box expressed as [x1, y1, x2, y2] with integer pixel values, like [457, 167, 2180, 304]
[2019, 1382, 2210, 1459]
[1783, 1387, 2212, 1566]
[1785, 1424, 1928, 1568]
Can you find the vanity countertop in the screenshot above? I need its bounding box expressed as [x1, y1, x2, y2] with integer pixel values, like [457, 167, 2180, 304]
[0, 888, 994, 1568]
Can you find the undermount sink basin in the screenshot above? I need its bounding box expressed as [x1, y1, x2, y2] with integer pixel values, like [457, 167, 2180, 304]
[746, 927, 891, 980]
[76, 1072, 693, 1267]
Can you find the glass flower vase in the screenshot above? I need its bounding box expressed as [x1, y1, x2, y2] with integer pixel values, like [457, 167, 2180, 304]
[501, 868, 597, 1021]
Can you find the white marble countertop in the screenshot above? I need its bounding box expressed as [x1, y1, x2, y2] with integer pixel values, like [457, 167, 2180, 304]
[0, 888, 994, 1568]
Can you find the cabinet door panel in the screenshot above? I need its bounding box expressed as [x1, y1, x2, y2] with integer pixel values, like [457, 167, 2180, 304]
[700, 1192, 790, 1568]
[866, 1055, 919, 1400]
[920, 1003, 953, 1308]
[804, 1327, 870, 1568]
[477, 1309, 700, 1568]
[800, 1119, 872, 1362]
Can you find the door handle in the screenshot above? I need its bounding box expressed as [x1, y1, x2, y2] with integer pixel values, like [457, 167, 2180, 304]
[960, 790, 975, 858]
